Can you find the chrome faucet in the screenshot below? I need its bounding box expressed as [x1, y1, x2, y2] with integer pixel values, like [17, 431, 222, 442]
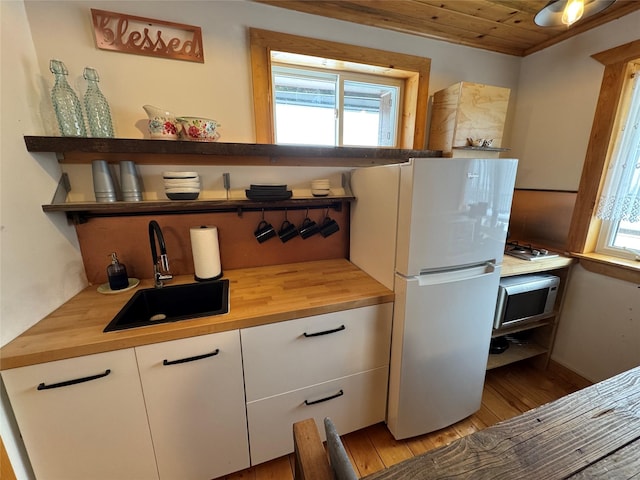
[149, 220, 173, 288]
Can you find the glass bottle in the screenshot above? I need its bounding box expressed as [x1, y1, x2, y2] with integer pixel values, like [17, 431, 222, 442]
[49, 59, 86, 137]
[83, 67, 114, 138]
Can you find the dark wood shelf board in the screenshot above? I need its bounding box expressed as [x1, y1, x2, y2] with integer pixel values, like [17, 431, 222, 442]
[24, 136, 442, 166]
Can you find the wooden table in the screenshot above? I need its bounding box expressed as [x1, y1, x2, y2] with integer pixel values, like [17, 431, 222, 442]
[365, 366, 640, 479]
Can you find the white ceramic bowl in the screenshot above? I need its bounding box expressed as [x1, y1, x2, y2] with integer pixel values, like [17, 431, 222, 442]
[163, 171, 199, 179]
[311, 188, 331, 197]
[311, 179, 330, 188]
[163, 179, 200, 187]
[164, 187, 200, 193]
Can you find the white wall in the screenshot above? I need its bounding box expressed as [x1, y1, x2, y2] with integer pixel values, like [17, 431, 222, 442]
[0, 3, 84, 478]
[553, 264, 640, 382]
[508, 11, 640, 382]
[21, 0, 522, 141]
[510, 11, 640, 191]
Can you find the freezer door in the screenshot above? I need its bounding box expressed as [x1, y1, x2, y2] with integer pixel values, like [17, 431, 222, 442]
[387, 263, 500, 440]
[396, 158, 517, 276]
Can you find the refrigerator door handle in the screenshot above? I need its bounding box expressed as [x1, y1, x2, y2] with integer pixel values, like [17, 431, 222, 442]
[415, 262, 500, 287]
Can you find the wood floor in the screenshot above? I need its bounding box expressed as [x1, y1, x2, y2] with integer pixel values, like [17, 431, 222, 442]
[218, 361, 592, 480]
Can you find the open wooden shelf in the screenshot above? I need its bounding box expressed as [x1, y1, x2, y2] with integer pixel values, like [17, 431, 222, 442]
[453, 146, 510, 152]
[487, 340, 549, 370]
[24, 136, 441, 167]
[27, 135, 437, 221]
[491, 316, 555, 338]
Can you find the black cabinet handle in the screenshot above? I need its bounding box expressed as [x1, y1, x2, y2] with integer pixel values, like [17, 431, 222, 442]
[304, 389, 344, 406]
[303, 325, 346, 337]
[37, 369, 111, 390]
[163, 348, 220, 366]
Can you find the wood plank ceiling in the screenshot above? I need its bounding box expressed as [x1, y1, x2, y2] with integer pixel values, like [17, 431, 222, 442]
[254, 0, 640, 56]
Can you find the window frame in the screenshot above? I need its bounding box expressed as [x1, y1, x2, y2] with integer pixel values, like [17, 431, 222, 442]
[249, 28, 431, 149]
[595, 63, 640, 261]
[567, 39, 640, 283]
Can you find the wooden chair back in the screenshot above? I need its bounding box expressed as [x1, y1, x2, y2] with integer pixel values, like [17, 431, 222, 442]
[293, 418, 334, 480]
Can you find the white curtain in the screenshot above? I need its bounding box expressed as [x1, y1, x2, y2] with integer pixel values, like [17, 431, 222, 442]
[596, 71, 640, 223]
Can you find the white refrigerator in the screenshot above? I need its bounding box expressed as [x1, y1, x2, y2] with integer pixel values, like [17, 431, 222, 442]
[350, 157, 518, 440]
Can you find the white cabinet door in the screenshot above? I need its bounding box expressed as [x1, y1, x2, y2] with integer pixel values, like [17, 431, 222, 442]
[246, 367, 388, 465]
[135, 331, 249, 480]
[1, 349, 158, 480]
[241, 303, 393, 401]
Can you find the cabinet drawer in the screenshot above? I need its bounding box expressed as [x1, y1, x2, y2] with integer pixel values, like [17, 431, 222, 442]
[241, 303, 392, 401]
[246, 366, 388, 465]
[1, 349, 158, 480]
[136, 330, 249, 480]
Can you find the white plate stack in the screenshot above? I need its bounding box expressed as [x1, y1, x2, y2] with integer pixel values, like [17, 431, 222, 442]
[311, 178, 331, 197]
[163, 171, 200, 200]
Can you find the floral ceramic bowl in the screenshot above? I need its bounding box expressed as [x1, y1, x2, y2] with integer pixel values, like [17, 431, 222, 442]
[176, 116, 221, 142]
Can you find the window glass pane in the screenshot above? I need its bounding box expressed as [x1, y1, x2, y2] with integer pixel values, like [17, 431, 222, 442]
[612, 219, 640, 251]
[273, 72, 336, 145]
[343, 81, 398, 147]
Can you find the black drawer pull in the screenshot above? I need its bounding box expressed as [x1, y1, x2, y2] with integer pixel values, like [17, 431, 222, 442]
[303, 325, 346, 338]
[304, 389, 344, 406]
[37, 369, 111, 390]
[163, 348, 220, 366]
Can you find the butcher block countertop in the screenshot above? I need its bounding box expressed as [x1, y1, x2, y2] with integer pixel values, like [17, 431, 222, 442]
[501, 253, 574, 277]
[0, 259, 394, 370]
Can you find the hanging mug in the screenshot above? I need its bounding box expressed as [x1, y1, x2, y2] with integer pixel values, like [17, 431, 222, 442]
[279, 220, 298, 243]
[254, 211, 276, 243]
[320, 216, 340, 238]
[299, 217, 320, 239]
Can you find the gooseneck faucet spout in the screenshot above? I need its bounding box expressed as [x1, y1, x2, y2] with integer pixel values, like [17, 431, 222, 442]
[149, 220, 172, 288]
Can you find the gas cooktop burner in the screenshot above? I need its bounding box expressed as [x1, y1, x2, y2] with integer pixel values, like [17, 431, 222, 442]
[505, 241, 559, 261]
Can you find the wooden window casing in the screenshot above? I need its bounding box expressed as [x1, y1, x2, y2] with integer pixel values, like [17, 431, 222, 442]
[249, 28, 431, 149]
[567, 39, 640, 283]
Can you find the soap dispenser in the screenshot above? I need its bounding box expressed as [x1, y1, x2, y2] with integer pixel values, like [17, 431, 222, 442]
[107, 252, 129, 290]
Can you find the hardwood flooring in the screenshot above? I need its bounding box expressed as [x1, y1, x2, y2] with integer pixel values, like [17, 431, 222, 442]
[217, 361, 591, 480]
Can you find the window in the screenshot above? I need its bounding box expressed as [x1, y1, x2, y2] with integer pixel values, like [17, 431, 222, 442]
[568, 39, 640, 282]
[272, 63, 401, 147]
[596, 65, 640, 260]
[249, 28, 431, 149]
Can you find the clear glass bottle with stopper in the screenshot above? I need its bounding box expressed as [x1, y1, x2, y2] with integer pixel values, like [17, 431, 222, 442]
[49, 59, 86, 137]
[83, 67, 114, 138]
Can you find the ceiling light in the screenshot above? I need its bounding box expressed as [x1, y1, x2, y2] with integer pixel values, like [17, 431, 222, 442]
[534, 0, 617, 27]
[562, 0, 585, 25]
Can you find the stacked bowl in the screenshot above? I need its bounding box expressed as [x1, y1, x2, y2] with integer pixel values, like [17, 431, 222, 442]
[311, 178, 331, 197]
[163, 171, 200, 200]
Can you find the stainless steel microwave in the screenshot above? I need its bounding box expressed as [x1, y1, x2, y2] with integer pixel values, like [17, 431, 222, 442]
[494, 273, 560, 330]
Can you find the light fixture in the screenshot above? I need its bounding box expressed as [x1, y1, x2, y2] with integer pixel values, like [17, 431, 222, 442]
[562, 0, 585, 25]
[534, 0, 617, 27]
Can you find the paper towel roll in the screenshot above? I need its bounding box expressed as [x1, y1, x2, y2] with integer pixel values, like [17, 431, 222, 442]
[190, 226, 222, 281]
